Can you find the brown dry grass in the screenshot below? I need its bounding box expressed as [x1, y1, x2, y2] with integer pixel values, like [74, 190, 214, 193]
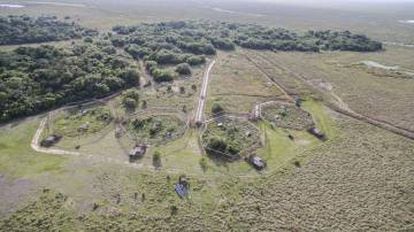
[251, 46, 414, 131]
[207, 50, 284, 115]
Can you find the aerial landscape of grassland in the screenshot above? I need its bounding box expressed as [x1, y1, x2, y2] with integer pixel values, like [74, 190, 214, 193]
[256, 46, 414, 131]
[0, 0, 413, 231]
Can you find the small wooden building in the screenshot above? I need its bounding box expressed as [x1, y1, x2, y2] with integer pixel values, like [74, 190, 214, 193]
[40, 134, 62, 147]
[247, 155, 266, 170]
[308, 127, 326, 141]
[129, 145, 147, 160]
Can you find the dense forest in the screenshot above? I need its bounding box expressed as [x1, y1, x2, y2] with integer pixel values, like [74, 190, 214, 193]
[0, 17, 383, 123]
[110, 21, 382, 82]
[0, 41, 139, 122]
[0, 15, 97, 45]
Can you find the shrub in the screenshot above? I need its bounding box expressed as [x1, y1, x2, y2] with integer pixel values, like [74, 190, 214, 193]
[211, 103, 224, 115]
[199, 157, 208, 172]
[175, 63, 192, 75]
[122, 89, 140, 109]
[152, 69, 175, 82]
[185, 55, 206, 66]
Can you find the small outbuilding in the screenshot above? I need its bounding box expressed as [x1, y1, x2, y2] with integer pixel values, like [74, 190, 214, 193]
[308, 127, 326, 141]
[40, 134, 62, 147]
[247, 155, 266, 170]
[129, 144, 147, 160]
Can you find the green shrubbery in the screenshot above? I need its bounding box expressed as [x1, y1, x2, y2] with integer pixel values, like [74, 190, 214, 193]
[175, 63, 192, 75]
[122, 89, 140, 110]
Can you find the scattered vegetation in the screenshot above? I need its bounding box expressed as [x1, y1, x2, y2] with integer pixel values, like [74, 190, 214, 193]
[0, 189, 76, 231]
[0, 15, 97, 45]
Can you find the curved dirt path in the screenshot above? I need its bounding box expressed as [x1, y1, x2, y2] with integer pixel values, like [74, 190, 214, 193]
[31, 117, 81, 156]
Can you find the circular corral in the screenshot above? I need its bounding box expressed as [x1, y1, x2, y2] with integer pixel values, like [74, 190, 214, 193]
[260, 101, 314, 130]
[49, 105, 113, 138]
[201, 115, 263, 161]
[125, 108, 188, 145]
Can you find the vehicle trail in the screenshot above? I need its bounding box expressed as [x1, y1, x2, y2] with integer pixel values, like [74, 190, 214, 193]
[246, 51, 414, 140]
[195, 59, 216, 124]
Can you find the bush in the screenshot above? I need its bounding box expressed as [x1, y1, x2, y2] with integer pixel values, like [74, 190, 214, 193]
[211, 38, 235, 50]
[119, 69, 140, 86]
[152, 69, 175, 82]
[185, 55, 206, 66]
[211, 103, 224, 115]
[123, 97, 137, 110]
[125, 44, 151, 59]
[153, 151, 162, 167]
[199, 157, 208, 172]
[145, 60, 158, 72]
[122, 89, 140, 109]
[207, 137, 228, 154]
[175, 63, 192, 75]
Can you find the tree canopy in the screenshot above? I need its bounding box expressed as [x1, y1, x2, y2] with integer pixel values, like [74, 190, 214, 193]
[0, 15, 98, 45]
[0, 41, 139, 122]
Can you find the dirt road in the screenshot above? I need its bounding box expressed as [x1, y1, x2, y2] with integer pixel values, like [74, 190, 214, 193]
[31, 117, 81, 156]
[246, 52, 414, 140]
[195, 60, 216, 124]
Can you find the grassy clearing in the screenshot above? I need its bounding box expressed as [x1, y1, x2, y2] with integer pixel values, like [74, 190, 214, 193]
[207, 50, 284, 115]
[153, 129, 203, 174]
[0, 118, 66, 179]
[53, 107, 113, 138]
[302, 99, 338, 139]
[260, 47, 414, 131]
[2, 115, 413, 231]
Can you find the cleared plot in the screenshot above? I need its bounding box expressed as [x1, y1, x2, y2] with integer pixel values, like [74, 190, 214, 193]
[207, 50, 284, 115]
[253, 46, 414, 131]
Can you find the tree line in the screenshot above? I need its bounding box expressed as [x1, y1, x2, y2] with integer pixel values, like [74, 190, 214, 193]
[111, 20, 382, 82]
[0, 17, 382, 122]
[0, 15, 98, 45]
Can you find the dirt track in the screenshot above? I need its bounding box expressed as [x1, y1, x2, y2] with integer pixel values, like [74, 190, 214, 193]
[244, 51, 414, 140]
[195, 60, 216, 124]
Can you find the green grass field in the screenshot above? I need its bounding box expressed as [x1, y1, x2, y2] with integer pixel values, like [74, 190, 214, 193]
[1, 1, 414, 230]
[0, 118, 66, 179]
